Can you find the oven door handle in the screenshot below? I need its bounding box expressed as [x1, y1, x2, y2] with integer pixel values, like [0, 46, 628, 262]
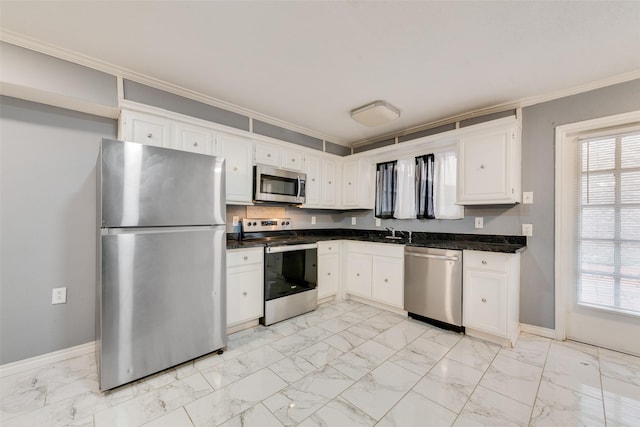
[266, 243, 318, 253]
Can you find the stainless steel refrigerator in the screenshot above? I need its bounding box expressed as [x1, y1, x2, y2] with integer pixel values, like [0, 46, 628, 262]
[96, 138, 226, 390]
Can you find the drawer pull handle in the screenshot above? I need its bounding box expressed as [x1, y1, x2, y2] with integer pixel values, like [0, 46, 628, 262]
[482, 298, 487, 303]
[243, 292, 247, 296]
[193, 142, 198, 147]
[147, 133, 153, 138]
[482, 260, 487, 265]
[243, 256, 248, 261]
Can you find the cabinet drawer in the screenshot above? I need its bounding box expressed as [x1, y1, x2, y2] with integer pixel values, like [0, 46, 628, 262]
[317, 241, 340, 255]
[464, 250, 509, 272]
[227, 248, 263, 267]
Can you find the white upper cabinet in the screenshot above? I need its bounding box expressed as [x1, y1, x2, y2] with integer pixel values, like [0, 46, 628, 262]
[120, 110, 171, 148]
[281, 148, 304, 172]
[173, 122, 216, 155]
[255, 142, 305, 172]
[217, 133, 253, 205]
[456, 120, 521, 205]
[303, 154, 339, 208]
[255, 142, 281, 167]
[342, 159, 373, 209]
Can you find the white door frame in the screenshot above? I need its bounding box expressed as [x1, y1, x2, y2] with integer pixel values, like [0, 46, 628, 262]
[555, 110, 640, 343]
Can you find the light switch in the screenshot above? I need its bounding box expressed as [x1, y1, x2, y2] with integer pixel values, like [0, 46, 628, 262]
[311, 216, 316, 225]
[475, 217, 484, 229]
[375, 218, 381, 227]
[523, 192, 533, 204]
[351, 216, 357, 225]
[522, 223, 533, 236]
[232, 216, 240, 226]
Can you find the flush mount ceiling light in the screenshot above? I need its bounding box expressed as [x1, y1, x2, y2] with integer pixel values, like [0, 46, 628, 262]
[350, 100, 400, 127]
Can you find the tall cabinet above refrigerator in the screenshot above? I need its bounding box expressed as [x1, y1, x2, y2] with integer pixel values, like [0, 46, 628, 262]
[96, 138, 226, 390]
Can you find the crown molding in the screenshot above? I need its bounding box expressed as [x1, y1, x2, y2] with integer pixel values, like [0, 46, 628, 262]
[0, 29, 351, 148]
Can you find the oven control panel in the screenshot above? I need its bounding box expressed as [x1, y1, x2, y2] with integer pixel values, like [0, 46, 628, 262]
[242, 218, 292, 231]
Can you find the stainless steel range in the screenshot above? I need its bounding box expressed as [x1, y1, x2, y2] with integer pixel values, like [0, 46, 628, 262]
[241, 218, 318, 325]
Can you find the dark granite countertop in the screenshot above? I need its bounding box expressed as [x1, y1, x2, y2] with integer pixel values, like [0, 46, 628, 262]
[227, 229, 527, 253]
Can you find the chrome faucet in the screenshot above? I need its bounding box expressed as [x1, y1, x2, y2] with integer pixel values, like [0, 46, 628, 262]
[385, 227, 403, 240]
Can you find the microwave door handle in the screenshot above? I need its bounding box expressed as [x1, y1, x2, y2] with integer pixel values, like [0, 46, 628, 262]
[296, 176, 301, 200]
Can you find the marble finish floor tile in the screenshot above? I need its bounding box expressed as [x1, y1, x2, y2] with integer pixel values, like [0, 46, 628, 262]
[3, 298, 640, 427]
[341, 361, 420, 420]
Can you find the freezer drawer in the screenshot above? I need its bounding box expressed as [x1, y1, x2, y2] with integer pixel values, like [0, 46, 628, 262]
[404, 247, 462, 329]
[98, 226, 226, 390]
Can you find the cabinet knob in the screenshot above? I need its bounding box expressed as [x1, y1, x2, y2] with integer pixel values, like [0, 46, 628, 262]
[233, 166, 238, 171]
[328, 181, 332, 184]
[482, 298, 487, 303]
[292, 158, 295, 162]
[312, 178, 316, 182]
[147, 133, 153, 138]
[328, 247, 332, 250]
[327, 272, 331, 276]
[267, 153, 271, 157]
[243, 256, 248, 261]
[193, 142, 198, 147]
[482, 260, 487, 265]
[348, 182, 352, 185]
[243, 292, 247, 296]
[356, 273, 360, 277]
[384, 278, 388, 283]
[480, 165, 485, 169]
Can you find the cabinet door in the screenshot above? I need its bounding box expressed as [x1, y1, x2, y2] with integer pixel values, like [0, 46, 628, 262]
[218, 134, 253, 204]
[255, 142, 280, 166]
[121, 111, 171, 148]
[345, 252, 372, 297]
[342, 162, 359, 207]
[227, 264, 264, 326]
[457, 125, 520, 204]
[318, 253, 339, 299]
[322, 159, 337, 206]
[281, 149, 304, 172]
[174, 124, 215, 155]
[463, 269, 508, 336]
[304, 155, 322, 206]
[371, 257, 404, 308]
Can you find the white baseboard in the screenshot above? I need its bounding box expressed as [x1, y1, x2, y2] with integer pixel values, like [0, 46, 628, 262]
[0, 341, 95, 378]
[520, 323, 557, 339]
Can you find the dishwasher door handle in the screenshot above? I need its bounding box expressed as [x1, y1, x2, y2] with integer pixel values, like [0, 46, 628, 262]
[406, 252, 460, 262]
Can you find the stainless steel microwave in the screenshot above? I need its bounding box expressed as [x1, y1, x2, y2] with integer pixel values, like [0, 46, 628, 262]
[254, 164, 306, 204]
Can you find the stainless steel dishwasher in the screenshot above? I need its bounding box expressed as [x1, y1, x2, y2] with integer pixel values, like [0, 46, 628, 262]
[404, 246, 463, 332]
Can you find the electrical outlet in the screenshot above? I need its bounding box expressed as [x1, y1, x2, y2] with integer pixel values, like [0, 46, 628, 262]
[311, 216, 316, 225]
[351, 216, 357, 225]
[475, 217, 484, 229]
[523, 192, 534, 204]
[52, 287, 67, 304]
[232, 216, 240, 226]
[522, 223, 533, 237]
[375, 218, 381, 227]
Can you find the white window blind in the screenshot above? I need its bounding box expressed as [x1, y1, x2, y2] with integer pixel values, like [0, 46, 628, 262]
[577, 129, 640, 316]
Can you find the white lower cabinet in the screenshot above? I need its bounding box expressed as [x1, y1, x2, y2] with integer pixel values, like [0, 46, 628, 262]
[344, 242, 404, 309]
[463, 250, 521, 346]
[317, 241, 341, 300]
[226, 247, 264, 328]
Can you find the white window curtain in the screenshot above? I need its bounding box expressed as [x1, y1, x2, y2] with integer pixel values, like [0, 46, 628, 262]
[577, 129, 640, 316]
[434, 150, 464, 219]
[393, 158, 417, 219]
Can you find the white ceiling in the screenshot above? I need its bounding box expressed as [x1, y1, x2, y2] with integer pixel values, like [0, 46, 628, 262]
[1, 1, 639, 146]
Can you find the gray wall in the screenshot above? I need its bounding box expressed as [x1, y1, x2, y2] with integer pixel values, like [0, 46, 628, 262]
[0, 96, 117, 364]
